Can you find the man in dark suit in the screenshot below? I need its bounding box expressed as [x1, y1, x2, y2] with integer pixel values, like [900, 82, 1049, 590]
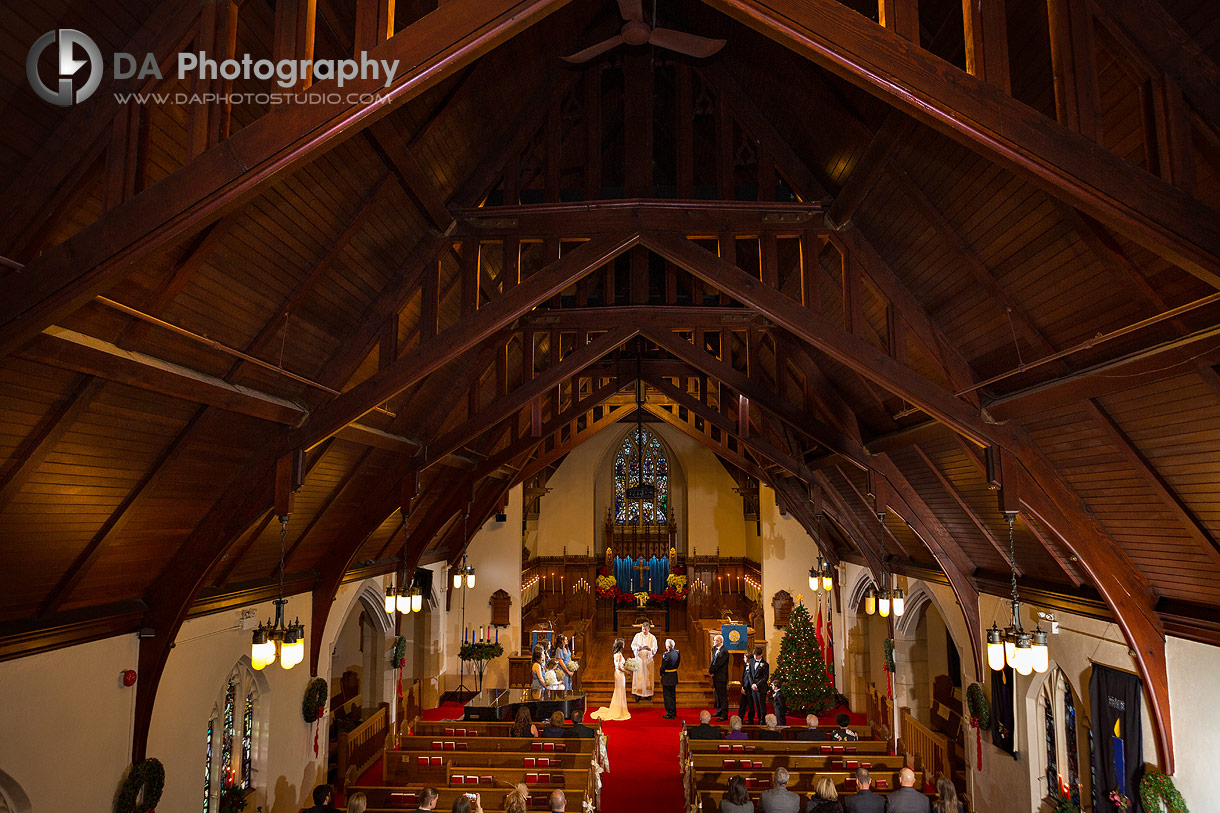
[686, 710, 723, 740]
[747, 647, 769, 727]
[758, 766, 802, 813]
[660, 638, 680, 719]
[737, 651, 753, 722]
[770, 678, 787, 726]
[884, 767, 931, 813]
[795, 713, 826, 741]
[565, 709, 596, 739]
[304, 784, 342, 813]
[708, 634, 730, 720]
[843, 768, 884, 813]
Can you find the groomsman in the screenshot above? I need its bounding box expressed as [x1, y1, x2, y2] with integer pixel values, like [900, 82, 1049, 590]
[770, 678, 787, 726]
[747, 647, 769, 726]
[660, 639, 680, 719]
[707, 634, 729, 720]
[738, 652, 754, 724]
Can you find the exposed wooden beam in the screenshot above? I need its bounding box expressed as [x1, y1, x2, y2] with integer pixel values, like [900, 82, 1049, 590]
[0, 0, 576, 362]
[700, 0, 1220, 288]
[826, 110, 912, 229]
[23, 327, 307, 425]
[366, 124, 455, 231]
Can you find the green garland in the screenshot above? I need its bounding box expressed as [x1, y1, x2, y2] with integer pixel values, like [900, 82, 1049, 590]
[302, 677, 328, 723]
[882, 638, 896, 672]
[1139, 767, 1188, 813]
[218, 783, 246, 813]
[459, 641, 504, 661]
[966, 682, 991, 728]
[391, 635, 407, 668]
[115, 758, 164, 813]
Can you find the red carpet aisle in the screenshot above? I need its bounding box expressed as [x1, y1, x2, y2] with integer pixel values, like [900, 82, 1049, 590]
[596, 701, 693, 812]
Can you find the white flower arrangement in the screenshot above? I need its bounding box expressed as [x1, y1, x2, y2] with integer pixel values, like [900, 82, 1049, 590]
[623, 657, 640, 673]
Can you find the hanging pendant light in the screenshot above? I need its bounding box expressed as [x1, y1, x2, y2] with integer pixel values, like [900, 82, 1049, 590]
[384, 586, 396, 614]
[891, 585, 905, 617]
[808, 565, 819, 591]
[877, 590, 891, 618]
[251, 516, 305, 670]
[990, 512, 1048, 675]
[863, 587, 876, 616]
[410, 586, 423, 613]
[388, 505, 417, 616]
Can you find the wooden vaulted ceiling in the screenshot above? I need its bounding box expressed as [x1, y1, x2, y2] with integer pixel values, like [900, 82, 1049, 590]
[2, 0, 1220, 766]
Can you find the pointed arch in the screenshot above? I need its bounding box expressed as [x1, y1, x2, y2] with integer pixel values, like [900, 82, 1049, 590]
[0, 769, 31, 813]
[612, 423, 672, 525]
[848, 571, 878, 613]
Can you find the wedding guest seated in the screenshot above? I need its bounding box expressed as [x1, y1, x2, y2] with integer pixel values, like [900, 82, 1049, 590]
[759, 766, 803, 813]
[885, 768, 931, 813]
[687, 710, 723, 740]
[843, 769, 883, 813]
[509, 707, 539, 738]
[831, 712, 859, 741]
[549, 789, 566, 812]
[795, 713, 826, 741]
[502, 788, 527, 813]
[347, 792, 367, 813]
[806, 776, 844, 813]
[566, 709, 596, 739]
[932, 776, 964, 813]
[305, 784, 342, 813]
[759, 713, 783, 740]
[725, 715, 749, 740]
[542, 710, 567, 738]
[719, 775, 753, 813]
[451, 792, 483, 813]
[415, 787, 440, 812]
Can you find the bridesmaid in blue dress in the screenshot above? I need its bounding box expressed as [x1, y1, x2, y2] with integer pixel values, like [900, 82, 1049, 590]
[530, 646, 546, 691]
[553, 634, 574, 690]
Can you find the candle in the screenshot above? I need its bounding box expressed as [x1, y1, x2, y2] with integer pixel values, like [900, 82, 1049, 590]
[495, 628, 499, 644]
[1112, 719, 1125, 793]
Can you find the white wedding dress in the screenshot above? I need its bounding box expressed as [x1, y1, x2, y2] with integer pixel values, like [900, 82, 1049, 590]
[590, 651, 631, 721]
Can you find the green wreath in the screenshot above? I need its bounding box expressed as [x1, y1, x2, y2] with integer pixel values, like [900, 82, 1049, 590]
[115, 758, 164, 813]
[966, 682, 991, 728]
[1139, 767, 1188, 813]
[882, 638, 896, 672]
[391, 635, 407, 669]
[302, 677, 328, 723]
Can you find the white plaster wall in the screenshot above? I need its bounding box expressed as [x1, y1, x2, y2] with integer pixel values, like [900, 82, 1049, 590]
[441, 484, 524, 691]
[1164, 635, 1220, 812]
[0, 635, 139, 813]
[758, 485, 831, 665]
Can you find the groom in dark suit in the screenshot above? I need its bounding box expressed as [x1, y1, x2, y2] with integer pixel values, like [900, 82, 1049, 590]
[747, 647, 769, 727]
[708, 634, 729, 720]
[660, 638, 680, 719]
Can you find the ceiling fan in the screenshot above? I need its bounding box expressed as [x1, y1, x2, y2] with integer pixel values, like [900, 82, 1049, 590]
[562, 0, 726, 63]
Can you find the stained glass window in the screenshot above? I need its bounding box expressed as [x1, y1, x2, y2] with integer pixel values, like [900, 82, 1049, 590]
[1065, 682, 1080, 803]
[1041, 669, 1083, 803]
[242, 691, 254, 789]
[1044, 695, 1057, 793]
[613, 426, 669, 524]
[203, 719, 213, 813]
[221, 677, 235, 783]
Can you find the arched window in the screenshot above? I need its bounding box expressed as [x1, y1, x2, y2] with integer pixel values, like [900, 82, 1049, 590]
[1040, 668, 1082, 804]
[204, 661, 263, 811]
[613, 426, 669, 524]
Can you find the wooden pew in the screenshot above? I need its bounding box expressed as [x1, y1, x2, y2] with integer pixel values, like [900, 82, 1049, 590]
[684, 739, 891, 756]
[689, 753, 902, 773]
[694, 786, 916, 813]
[351, 784, 588, 812]
[691, 769, 922, 795]
[413, 720, 602, 737]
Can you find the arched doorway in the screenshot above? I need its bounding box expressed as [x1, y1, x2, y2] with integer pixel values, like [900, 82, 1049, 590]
[0, 769, 31, 813]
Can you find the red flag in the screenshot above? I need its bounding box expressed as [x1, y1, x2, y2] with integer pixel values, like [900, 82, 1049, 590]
[826, 597, 836, 690]
[815, 596, 825, 663]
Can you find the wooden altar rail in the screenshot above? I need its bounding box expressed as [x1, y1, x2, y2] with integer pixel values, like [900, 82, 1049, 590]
[899, 708, 949, 780]
[338, 702, 389, 791]
[866, 682, 894, 737]
[331, 693, 360, 723]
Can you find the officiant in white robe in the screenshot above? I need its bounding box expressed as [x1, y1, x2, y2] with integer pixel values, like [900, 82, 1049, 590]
[630, 621, 658, 700]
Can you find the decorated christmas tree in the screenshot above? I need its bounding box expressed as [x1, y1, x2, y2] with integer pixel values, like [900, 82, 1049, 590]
[773, 599, 837, 714]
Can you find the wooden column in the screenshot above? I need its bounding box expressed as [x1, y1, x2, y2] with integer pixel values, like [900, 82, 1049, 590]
[962, 0, 1011, 93]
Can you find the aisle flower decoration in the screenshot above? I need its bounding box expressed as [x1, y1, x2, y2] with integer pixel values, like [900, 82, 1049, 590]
[1108, 790, 1131, 811]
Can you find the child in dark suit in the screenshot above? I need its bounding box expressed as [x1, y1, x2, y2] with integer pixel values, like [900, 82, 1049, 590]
[770, 678, 787, 726]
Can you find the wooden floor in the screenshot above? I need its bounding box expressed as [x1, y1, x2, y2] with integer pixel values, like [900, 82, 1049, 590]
[579, 629, 718, 707]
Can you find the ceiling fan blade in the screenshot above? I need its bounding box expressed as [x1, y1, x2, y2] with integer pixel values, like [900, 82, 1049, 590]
[617, 0, 644, 23]
[647, 28, 727, 58]
[561, 35, 626, 64]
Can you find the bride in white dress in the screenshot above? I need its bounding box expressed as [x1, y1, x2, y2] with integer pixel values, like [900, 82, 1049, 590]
[589, 638, 631, 722]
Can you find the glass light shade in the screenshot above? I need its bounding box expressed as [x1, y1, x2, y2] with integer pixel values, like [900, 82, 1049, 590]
[453, 571, 462, 589]
[411, 590, 423, 613]
[1004, 636, 1017, 670]
[251, 634, 275, 671]
[864, 588, 876, 616]
[1031, 627, 1049, 674]
[891, 588, 905, 617]
[821, 574, 833, 592]
[878, 593, 890, 618]
[465, 571, 476, 589]
[384, 588, 396, 614]
[280, 639, 304, 669]
[1013, 632, 1033, 676]
[986, 626, 1005, 672]
[809, 569, 818, 590]
[396, 592, 411, 613]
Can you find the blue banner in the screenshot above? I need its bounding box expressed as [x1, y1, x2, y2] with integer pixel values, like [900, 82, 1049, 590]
[721, 623, 748, 652]
[613, 556, 669, 594]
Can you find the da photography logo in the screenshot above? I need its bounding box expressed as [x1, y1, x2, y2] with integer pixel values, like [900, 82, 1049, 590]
[27, 29, 102, 106]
